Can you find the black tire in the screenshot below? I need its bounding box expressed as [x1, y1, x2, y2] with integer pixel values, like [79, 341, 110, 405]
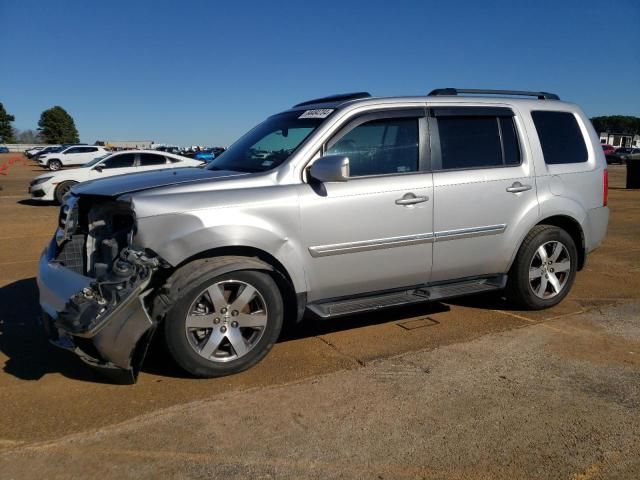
[54, 181, 77, 204]
[507, 225, 578, 310]
[48, 159, 62, 171]
[163, 265, 283, 378]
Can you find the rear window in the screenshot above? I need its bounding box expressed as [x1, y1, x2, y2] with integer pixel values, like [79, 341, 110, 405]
[531, 111, 588, 164]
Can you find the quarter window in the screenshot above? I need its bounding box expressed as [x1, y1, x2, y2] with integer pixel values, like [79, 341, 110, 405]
[433, 113, 521, 170]
[531, 111, 588, 164]
[326, 117, 419, 177]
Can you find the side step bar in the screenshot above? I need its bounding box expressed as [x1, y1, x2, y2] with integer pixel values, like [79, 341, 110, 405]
[307, 275, 507, 319]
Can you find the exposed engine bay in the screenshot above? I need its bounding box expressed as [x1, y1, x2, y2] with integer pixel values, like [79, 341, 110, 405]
[45, 196, 163, 382]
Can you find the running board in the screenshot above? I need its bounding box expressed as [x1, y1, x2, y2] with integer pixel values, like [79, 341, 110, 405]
[307, 275, 507, 319]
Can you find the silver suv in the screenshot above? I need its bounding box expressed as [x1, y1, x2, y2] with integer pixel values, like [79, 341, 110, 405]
[38, 88, 609, 383]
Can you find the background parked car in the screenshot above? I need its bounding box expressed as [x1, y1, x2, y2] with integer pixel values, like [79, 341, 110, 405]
[25, 146, 45, 158]
[193, 147, 226, 162]
[0, 146, 9, 153]
[617, 147, 640, 162]
[29, 150, 205, 203]
[32, 145, 62, 161]
[606, 147, 636, 164]
[601, 144, 616, 156]
[38, 145, 108, 170]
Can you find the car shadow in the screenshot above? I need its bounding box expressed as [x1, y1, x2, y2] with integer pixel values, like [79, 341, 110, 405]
[0, 277, 517, 382]
[17, 199, 58, 207]
[0, 277, 107, 383]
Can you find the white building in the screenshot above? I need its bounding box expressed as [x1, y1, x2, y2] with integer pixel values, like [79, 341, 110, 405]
[599, 132, 640, 148]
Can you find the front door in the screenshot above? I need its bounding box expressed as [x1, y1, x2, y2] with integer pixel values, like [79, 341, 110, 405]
[428, 106, 538, 282]
[298, 109, 434, 301]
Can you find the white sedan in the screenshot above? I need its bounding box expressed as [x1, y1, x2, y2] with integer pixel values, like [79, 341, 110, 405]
[29, 150, 205, 203]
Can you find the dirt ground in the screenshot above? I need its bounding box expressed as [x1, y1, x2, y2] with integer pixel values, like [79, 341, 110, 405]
[0, 154, 639, 479]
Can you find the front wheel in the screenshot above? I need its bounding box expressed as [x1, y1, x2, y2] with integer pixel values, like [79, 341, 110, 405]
[163, 268, 283, 378]
[48, 159, 62, 171]
[507, 225, 577, 310]
[54, 181, 77, 204]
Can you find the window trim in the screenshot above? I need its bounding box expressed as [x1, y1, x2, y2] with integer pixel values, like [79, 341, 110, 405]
[428, 107, 523, 172]
[305, 108, 429, 181]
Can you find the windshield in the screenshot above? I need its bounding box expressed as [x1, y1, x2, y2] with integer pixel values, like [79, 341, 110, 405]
[207, 110, 330, 173]
[82, 154, 111, 167]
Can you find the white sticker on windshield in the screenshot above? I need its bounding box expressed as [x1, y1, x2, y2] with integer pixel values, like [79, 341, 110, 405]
[299, 109, 334, 119]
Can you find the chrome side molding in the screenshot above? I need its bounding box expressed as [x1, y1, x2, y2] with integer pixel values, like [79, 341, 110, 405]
[309, 224, 507, 257]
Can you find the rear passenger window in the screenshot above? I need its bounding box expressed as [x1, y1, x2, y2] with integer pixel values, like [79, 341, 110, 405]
[531, 111, 587, 164]
[432, 112, 521, 170]
[139, 153, 167, 166]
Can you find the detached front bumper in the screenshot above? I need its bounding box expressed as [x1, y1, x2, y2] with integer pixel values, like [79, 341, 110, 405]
[38, 237, 157, 384]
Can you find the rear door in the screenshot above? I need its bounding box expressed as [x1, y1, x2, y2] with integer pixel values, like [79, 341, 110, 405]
[429, 106, 538, 282]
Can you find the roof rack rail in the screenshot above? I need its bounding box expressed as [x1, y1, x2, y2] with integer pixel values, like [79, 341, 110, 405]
[428, 88, 560, 100]
[294, 92, 372, 108]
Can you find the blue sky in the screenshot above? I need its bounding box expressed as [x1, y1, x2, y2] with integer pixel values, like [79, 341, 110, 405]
[1, 0, 639, 146]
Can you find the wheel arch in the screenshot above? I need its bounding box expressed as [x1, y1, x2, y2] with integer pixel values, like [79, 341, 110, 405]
[153, 247, 305, 329]
[508, 214, 586, 272]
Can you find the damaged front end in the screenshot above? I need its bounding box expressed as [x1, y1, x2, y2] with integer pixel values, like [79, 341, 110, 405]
[38, 194, 162, 383]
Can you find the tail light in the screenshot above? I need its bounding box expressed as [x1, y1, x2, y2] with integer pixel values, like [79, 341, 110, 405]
[603, 169, 608, 207]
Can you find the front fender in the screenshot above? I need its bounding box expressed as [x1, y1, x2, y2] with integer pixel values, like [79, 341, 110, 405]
[134, 211, 308, 293]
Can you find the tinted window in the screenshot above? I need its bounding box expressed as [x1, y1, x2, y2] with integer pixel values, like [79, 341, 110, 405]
[326, 117, 418, 176]
[500, 117, 521, 166]
[531, 111, 587, 164]
[65, 147, 82, 154]
[437, 117, 502, 169]
[101, 153, 135, 169]
[139, 153, 167, 166]
[434, 114, 521, 170]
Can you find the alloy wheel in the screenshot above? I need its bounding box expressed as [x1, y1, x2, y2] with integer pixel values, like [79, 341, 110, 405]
[184, 280, 268, 362]
[528, 241, 571, 299]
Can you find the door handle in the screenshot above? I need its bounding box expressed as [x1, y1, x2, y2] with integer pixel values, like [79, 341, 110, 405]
[506, 182, 532, 193]
[395, 193, 429, 206]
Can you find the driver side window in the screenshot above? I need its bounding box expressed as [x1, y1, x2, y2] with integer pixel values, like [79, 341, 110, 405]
[325, 117, 419, 177]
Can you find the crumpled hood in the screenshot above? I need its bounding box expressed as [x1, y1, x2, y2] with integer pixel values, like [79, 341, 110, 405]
[71, 167, 245, 197]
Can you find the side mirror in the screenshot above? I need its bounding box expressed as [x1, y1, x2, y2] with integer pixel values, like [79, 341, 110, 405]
[309, 155, 350, 183]
[93, 165, 103, 172]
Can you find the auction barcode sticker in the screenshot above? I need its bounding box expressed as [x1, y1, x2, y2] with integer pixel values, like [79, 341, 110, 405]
[299, 109, 334, 119]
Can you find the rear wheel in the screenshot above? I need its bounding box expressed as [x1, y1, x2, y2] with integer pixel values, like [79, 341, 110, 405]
[54, 181, 77, 204]
[48, 159, 62, 171]
[507, 225, 577, 309]
[163, 267, 283, 378]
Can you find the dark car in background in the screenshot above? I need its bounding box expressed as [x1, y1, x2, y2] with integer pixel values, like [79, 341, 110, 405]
[606, 147, 640, 164]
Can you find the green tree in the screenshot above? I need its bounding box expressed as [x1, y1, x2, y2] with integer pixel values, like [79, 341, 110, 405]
[590, 116, 640, 135]
[0, 102, 15, 143]
[37, 106, 80, 143]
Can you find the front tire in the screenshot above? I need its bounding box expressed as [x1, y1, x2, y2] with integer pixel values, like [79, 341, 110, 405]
[54, 181, 77, 204]
[507, 225, 577, 310]
[163, 267, 283, 378]
[48, 159, 62, 171]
